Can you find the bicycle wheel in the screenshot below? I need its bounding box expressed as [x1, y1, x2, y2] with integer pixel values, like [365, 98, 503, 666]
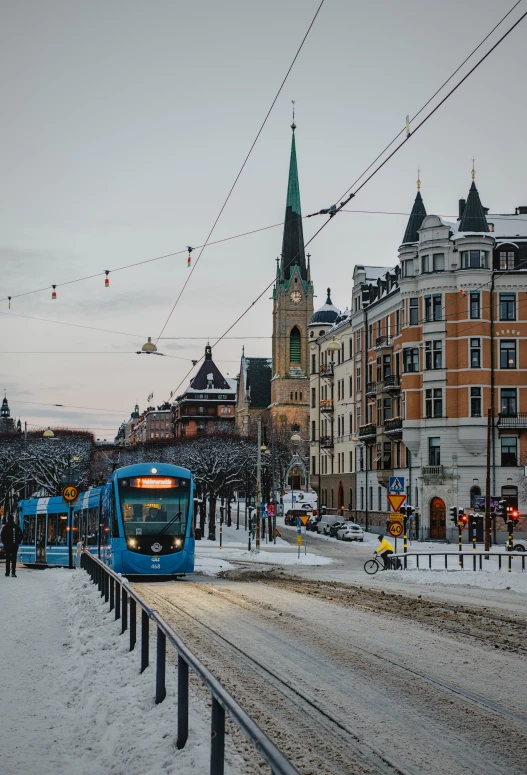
[364, 559, 379, 575]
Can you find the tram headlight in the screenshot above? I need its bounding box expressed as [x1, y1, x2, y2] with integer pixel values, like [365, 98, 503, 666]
[174, 538, 182, 548]
[128, 538, 137, 548]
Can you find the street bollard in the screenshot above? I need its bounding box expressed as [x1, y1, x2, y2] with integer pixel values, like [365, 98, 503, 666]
[130, 598, 136, 651]
[121, 588, 128, 634]
[115, 583, 121, 620]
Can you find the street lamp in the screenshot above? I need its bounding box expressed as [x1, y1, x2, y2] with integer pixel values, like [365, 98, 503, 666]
[136, 338, 166, 356]
[327, 339, 340, 352]
[43, 427, 55, 438]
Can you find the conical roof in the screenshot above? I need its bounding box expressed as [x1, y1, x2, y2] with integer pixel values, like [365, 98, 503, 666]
[281, 124, 306, 281]
[402, 191, 427, 244]
[459, 181, 488, 233]
[309, 288, 340, 326]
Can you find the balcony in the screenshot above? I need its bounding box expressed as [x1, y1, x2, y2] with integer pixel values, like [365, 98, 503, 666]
[497, 413, 527, 431]
[384, 375, 401, 392]
[421, 465, 445, 480]
[376, 465, 393, 486]
[320, 436, 334, 449]
[320, 399, 334, 413]
[373, 335, 394, 350]
[320, 364, 334, 378]
[358, 423, 376, 440]
[366, 382, 377, 397]
[384, 416, 403, 436]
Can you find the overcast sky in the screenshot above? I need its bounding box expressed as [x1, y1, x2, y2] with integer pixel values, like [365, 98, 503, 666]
[1, 0, 525, 437]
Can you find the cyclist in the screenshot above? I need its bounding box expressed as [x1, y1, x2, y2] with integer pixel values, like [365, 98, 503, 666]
[375, 534, 395, 569]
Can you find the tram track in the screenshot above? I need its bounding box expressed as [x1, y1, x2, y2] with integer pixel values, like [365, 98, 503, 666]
[220, 570, 527, 655]
[137, 582, 527, 775]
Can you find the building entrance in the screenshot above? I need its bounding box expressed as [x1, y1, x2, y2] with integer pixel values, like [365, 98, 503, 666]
[430, 497, 446, 540]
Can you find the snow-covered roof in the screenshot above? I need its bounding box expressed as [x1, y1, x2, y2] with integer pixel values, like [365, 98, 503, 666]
[309, 288, 340, 327]
[441, 214, 527, 241]
[185, 378, 237, 395]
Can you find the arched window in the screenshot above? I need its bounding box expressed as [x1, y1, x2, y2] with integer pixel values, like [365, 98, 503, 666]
[470, 486, 481, 507]
[290, 327, 301, 363]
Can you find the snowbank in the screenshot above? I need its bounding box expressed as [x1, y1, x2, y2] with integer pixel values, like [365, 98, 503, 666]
[0, 568, 245, 775]
[380, 568, 527, 593]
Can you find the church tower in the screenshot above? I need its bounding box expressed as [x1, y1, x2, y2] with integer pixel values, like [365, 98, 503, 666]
[270, 118, 314, 438]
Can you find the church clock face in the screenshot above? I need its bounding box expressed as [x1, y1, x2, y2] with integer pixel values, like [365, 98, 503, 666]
[290, 290, 302, 304]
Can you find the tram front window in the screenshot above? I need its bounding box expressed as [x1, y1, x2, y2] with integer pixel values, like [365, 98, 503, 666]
[118, 476, 189, 539]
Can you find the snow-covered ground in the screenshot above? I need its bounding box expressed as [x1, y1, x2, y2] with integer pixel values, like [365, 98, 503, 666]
[378, 567, 527, 593]
[0, 568, 246, 775]
[194, 520, 332, 576]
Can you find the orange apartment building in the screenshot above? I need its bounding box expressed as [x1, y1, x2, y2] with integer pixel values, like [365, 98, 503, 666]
[310, 176, 527, 540]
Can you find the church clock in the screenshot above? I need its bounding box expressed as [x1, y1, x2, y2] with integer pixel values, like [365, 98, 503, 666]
[290, 290, 302, 304]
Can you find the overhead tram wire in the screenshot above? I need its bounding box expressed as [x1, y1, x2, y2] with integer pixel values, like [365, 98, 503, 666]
[1, 4, 523, 312]
[162, 8, 527, 403]
[328, 0, 525, 200]
[153, 0, 326, 345]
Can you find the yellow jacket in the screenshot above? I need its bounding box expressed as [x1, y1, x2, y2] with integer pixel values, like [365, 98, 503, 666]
[375, 537, 394, 554]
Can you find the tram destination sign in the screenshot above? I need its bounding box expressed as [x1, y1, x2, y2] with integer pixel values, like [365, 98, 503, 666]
[62, 484, 79, 505]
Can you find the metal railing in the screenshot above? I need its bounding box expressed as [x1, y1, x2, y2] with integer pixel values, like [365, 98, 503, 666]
[421, 465, 444, 477]
[384, 416, 403, 434]
[81, 552, 299, 775]
[497, 412, 527, 428]
[388, 551, 526, 573]
[358, 422, 376, 439]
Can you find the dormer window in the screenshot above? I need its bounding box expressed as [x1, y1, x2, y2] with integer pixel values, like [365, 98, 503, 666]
[499, 251, 515, 270]
[461, 250, 488, 269]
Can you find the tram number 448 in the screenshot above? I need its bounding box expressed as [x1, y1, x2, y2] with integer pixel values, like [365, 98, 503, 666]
[151, 557, 161, 569]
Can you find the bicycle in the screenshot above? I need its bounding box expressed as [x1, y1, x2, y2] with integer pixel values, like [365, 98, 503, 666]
[363, 555, 384, 575]
[363, 553, 402, 574]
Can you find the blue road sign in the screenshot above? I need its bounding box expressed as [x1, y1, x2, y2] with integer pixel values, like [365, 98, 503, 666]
[389, 476, 405, 494]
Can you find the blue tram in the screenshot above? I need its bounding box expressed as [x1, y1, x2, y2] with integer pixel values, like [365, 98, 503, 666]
[17, 463, 195, 576]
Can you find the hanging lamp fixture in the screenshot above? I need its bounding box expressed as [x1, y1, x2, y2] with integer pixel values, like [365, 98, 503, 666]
[105, 270, 110, 288]
[51, 285, 57, 300]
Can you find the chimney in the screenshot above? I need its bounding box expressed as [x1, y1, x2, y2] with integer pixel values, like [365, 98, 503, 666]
[458, 199, 466, 220]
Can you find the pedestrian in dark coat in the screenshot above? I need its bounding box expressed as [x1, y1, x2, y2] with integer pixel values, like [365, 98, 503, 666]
[1, 514, 23, 577]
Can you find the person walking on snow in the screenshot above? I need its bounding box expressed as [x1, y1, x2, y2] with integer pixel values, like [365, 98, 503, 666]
[375, 534, 395, 569]
[1, 514, 23, 578]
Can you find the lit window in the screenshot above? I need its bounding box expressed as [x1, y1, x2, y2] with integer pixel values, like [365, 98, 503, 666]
[500, 340, 516, 369]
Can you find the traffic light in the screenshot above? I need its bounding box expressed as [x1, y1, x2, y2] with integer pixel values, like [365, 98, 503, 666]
[406, 505, 415, 518]
[461, 513, 469, 526]
[449, 506, 458, 523]
[510, 509, 519, 522]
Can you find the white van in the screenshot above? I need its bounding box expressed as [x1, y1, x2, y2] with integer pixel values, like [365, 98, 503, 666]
[316, 515, 342, 535]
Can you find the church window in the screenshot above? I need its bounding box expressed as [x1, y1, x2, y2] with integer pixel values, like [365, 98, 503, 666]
[299, 392, 302, 401]
[290, 327, 301, 363]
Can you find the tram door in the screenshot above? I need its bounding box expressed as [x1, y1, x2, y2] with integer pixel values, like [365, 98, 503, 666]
[36, 513, 47, 563]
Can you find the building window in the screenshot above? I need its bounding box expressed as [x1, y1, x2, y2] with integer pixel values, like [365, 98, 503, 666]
[349, 338, 353, 359]
[425, 340, 442, 369]
[429, 437, 441, 466]
[499, 251, 515, 270]
[501, 437, 517, 467]
[403, 347, 419, 373]
[349, 376, 353, 398]
[311, 456, 316, 474]
[383, 398, 392, 422]
[369, 487, 373, 510]
[461, 250, 488, 269]
[359, 446, 364, 471]
[500, 340, 516, 369]
[500, 388, 517, 416]
[433, 253, 445, 272]
[311, 388, 316, 408]
[409, 298, 419, 325]
[424, 294, 442, 321]
[383, 354, 391, 379]
[422, 255, 429, 273]
[499, 293, 516, 321]
[356, 330, 361, 353]
[395, 309, 400, 335]
[311, 354, 317, 374]
[470, 486, 481, 507]
[470, 292, 480, 319]
[470, 338, 481, 368]
[425, 389, 442, 418]
[360, 487, 364, 509]
[378, 487, 382, 510]
[311, 420, 316, 439]
[368, 325, 373, 349]
[402, 259, 413, 277]
[290, 327, 301, 363]
[470, 387, 482, 417]
[356, 366, 361, 393]
[396, 442, 401, 468]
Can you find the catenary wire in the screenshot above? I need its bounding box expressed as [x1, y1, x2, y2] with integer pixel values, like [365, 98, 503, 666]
[162, 9, 527, 402]
[153, 0, 326, 345]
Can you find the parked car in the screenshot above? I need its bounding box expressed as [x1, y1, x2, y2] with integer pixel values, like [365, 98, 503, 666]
[329, 521, 346, 538]
[509, 537, 526, 552]
[336, 523, 364, 542]
[284, 508, 311, 526]
[316, 515, 342, 535]
[306, 516, 321, 531]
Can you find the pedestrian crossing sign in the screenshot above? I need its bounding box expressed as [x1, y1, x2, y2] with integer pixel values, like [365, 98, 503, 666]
[388, 476, 405, 494]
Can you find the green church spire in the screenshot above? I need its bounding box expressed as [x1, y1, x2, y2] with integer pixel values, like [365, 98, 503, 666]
[280, 112, 306, 281]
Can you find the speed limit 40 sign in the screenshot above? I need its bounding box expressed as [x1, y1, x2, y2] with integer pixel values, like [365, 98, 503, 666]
[62, 484, 79, 504]
[388, 521, 403, 538]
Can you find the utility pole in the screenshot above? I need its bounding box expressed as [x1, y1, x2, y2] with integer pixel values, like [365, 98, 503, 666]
[256, 416, 262, 552]
[485, 409, 491, 553]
